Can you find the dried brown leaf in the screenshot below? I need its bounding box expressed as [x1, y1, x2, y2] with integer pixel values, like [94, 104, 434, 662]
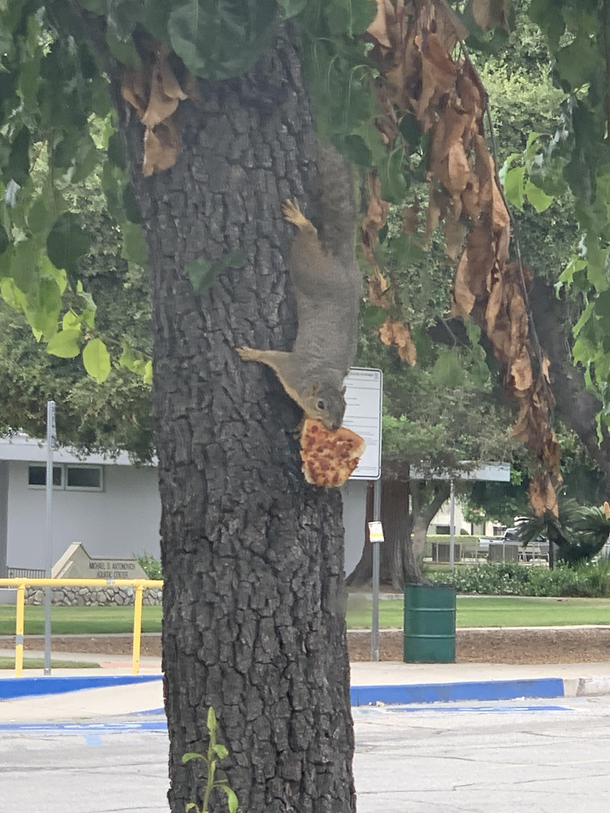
[368, 267, 390, 306]
[367, 0, 392, 48]
[510, 350, 533, 392]
[143, 120, 179, 177]
[529, 474, 558, 518]
[379, 317, 417, 365]
[444, 215, 467, 260]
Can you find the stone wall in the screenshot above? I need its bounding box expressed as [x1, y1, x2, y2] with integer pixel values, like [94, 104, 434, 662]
[25, 585, 162, 606]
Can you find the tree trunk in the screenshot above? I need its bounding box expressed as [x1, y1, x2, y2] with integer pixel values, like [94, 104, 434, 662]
[121, 32, 355, 813]
[529, 278, 610, 486]
[411, 481, 451, 563]
[348, 477, 449, 587]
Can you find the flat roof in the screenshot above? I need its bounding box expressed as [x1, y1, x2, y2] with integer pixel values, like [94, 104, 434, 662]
[0, 434, 141, 466]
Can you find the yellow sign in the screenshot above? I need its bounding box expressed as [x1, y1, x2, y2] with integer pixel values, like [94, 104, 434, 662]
[368, 521, 384, 543]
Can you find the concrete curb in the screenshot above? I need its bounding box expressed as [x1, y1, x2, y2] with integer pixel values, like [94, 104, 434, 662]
[351, 677, 566, 706]
[0, 673, 162, 700]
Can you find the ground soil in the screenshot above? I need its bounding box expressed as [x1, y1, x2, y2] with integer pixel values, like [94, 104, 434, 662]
[12, 628, 610, 664]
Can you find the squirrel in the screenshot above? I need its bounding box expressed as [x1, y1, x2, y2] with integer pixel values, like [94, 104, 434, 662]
[237, 139, 362, 431]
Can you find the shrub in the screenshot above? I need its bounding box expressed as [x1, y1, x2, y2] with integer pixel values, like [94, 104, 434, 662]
[136, 551, 163, 580]
[428, 559, 610, 597]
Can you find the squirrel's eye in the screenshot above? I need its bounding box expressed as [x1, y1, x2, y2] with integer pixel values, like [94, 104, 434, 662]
[317, 399, 325, 410]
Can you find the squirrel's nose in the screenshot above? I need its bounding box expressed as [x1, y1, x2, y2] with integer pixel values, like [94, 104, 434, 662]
[331, 421, 340, 431]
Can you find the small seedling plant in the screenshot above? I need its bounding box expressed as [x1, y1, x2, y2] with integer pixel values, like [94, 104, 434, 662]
[182, 707, 239, 813]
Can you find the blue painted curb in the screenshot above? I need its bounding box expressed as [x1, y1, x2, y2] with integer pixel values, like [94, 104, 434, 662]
[350, 677, 565, 706]
[0, 674, 162, 700]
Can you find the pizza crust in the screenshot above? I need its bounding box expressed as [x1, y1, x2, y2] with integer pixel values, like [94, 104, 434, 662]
[300, 419, 366, 488]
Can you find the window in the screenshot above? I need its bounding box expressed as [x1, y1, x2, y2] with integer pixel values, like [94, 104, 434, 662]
[28, 464, 104, 491]
[28, 465, 63, 488]
[66, 465, 103, 490]
[435, 525, 451, 535]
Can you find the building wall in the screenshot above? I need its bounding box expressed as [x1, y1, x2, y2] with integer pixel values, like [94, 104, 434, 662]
[6, 461, 161, 571]
[341, 479, 368, 578]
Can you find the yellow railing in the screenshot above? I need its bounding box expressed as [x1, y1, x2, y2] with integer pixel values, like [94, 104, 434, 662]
[0, 578, 163, 677]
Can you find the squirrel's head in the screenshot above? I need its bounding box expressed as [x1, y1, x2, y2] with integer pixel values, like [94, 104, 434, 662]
[303, 381, 346, 431]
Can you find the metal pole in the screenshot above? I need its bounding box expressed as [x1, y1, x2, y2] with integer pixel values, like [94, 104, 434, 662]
[371, 478, 381, 662]
[44, 401, 55, 676]
[449, 479, 455, 572]
[132, 583, 144, 675]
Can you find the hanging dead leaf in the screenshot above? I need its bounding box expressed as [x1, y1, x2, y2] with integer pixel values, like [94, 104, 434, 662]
[379, 317, 417, 365]
[529, 474, 558, 518]
[444, 215, 466, 260]
[143, 121, 179, 177]
[368, 267, 390, 306]
[121, 64, 149, 115]
[367, 0, 392, 48]
[510, 351, 532, 392]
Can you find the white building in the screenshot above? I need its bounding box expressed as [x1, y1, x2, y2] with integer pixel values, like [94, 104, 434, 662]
[0, 435, 161, 577]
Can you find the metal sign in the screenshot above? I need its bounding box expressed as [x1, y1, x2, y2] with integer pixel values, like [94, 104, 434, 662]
[343, 367, 383, 480]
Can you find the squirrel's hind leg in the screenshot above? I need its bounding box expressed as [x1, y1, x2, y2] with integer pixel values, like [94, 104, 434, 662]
[282, 199, 317, 236]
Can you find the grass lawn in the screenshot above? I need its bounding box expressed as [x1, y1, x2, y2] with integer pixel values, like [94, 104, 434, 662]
[346, 595, 610, 629]
[1, 596, 610, 635]
[0, 657, 100, 669]
[0, 605, 162, 636]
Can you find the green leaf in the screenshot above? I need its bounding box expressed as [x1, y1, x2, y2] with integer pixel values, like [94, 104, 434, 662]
[7, 126, 30, 185]
[398, 112, 421, 153]
[0, 224, 8, 255]
[213, 744, 228, 759]
[83, 338, 111, 383]
[187, 257, 216, 291]
[121, 222, 147, 266]
[391, 234, 426, 264]
[379, 148, 407, 204]
[63, 310, 81, 330]
[25, 277, 61, 339]
[337, 134, 372, 167]
[168, 0, 278, 80]
[554, 32, 601, 92]
[182, 752, 205, 764]
[223, 786, 239, 813]
[432, 350, 464, 389]
[277, 0, 307, 18]
[503, 166, 526, 210]
[47, 213, 92, 277]
[41, 255, 68, 295]
[47, 327, 81, 358]
[122, 184, 142, 224]
[207, 706, 217, 733]
[324, 0, 377, 36]
[187, 250, 245, 292]
[362, 304, 388, 328]
[524, 180, 553, 213]
[143, 359, 153, 385]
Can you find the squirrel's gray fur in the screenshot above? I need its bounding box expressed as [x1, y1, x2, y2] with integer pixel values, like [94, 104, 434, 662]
[238, 138, 362, 431]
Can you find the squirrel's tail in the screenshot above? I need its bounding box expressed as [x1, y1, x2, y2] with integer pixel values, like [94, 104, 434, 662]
[314, 138, 358, 268]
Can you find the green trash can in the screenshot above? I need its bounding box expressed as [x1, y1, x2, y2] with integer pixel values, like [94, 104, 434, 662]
[403, 583, 456, 663]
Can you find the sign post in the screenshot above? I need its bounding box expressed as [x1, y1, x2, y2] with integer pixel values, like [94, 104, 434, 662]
[44, 401, 56, 676]
[343, 368, 383, 662]
[368, 514, 384, 662]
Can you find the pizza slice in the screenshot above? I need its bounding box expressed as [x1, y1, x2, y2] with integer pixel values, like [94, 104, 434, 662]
[300, 419, 366, 488]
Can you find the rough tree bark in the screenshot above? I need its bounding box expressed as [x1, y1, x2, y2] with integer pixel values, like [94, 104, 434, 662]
[114, 31, 354, 813]
[529, 278, 610, 486]
[410, 481, 451, 565]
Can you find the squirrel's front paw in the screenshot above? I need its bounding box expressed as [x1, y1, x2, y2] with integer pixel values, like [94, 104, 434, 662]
[237, 346, 260, 362]
[282, 198, 309, 230]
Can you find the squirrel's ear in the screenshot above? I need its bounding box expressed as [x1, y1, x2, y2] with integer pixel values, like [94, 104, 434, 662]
[310, 380, 320, 395]
[341, 385, 346, 395]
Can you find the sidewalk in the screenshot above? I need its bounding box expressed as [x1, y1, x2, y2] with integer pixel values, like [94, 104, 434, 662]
[2, 651, 610, 720]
